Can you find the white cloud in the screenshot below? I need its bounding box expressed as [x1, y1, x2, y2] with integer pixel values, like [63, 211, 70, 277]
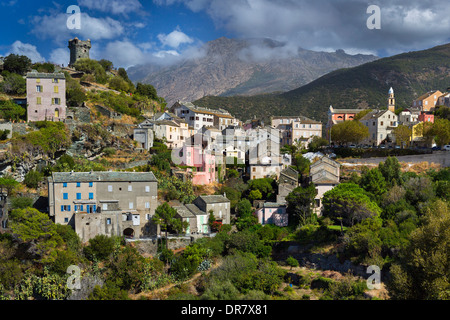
[8, 41, 44, 63]
[49, 48, 70, 66]
[154, 0, 450, 56]
[102, 40, 148, 69]
[157, 28, 194, 49]
[31, 12, 124, 43]
[77, 0, 143, 15]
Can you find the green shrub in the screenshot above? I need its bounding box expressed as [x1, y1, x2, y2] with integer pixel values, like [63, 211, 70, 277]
[24, 170, 43, 189]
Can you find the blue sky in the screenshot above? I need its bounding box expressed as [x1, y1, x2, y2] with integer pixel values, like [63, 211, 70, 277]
[1, 0, 449, 69]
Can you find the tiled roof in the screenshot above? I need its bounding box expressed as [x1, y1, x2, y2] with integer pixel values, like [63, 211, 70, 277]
[173, 205, 195, 218]
[27, 72, 65, 79]
[50, 171, 157, 183]
[185, 203, 207, 216]
[198, 195, 230, 204]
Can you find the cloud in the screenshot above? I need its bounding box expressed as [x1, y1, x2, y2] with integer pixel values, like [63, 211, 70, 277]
[154, 0, 450, 56]
[77, 0, 144, 15]
[49, 48, 70, 66]
[157, 28, 194, 49]
[30, 12, 124, 43]
[8, 41, 44, 63]
[102, 40, 148, 69]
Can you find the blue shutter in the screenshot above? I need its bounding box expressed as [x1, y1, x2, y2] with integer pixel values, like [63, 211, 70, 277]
[61, 205, 64, 212]
[67, 205, 71, 212]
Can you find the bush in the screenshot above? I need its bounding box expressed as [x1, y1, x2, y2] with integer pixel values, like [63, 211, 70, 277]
[10, 197, 34, 209]
[83, 235, 116, 261]
[24, 170, 43, 189]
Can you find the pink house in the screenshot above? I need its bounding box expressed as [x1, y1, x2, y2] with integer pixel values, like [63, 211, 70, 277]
[26, 71, 66, 122]
[255, 202, 288, 227]
[176, 137, 216, 185]
[418, 112, 434, 123]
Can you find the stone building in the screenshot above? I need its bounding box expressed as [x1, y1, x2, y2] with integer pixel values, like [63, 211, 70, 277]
[26, 71, 66, 122]
[193, 194, 231, 225]
[48, 171, 158, 242]
[310, 156, 340, 215]
[276, 167, 299, 203]
[68, 37, 91, 67]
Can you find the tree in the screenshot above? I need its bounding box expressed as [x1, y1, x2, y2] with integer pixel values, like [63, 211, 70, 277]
[286, 256, 299, 270]
[248, 178, 274, 199]
[387, 200, 450, 299]
[236, 199, 252, 217]
[331, 120, 369, 145]
[24, 170, 43, 189]
[98, 59, 113, 72]
[248, 189, 262, 202]
[308, 136, 328, 152]
[413, 121, 434, 146]
[322, 183, 381, 231]
[360, 168, 387, 202]
[83, 234, 116, 261]
[9, 207, 61, 262]
[73, 58, 107, 84]
[33, 62, 55, 73]
[0, 176, 19, 195]
[392, 125, 412, 147]
[2, 54, 32, 75]
[153, 203, 188, 250]
[432, 118, 450, 146]
[0, 100, 26, 121]
[136, 83, 158, 100]
[378, 156, 402, 187]
[285, 184, 318, 227]
[0, 73, 26, 95]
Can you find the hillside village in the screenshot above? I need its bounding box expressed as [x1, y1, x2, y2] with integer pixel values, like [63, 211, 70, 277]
[0, 38, 449, 301]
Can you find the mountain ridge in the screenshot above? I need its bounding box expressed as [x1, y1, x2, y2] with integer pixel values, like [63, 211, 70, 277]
[127, 37, 378, 106]
[193, 42, 450, 125]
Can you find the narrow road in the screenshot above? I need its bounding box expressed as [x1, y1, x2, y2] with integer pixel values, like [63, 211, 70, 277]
[339, 151, 449, 167]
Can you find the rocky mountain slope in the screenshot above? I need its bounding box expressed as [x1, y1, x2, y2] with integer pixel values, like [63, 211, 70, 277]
[194, 42, 450, 124]
[127, 37, 378, 106]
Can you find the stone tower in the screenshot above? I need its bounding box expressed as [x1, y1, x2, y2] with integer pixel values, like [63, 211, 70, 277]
[68, 37, 91, 67]
[388, 87, 395, 112]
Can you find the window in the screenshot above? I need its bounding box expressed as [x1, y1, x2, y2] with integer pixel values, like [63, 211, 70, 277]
[64, 218, 69, 223]
[102, 203, 108, 211]
[89, 182, 93, 187]
[145, 214, 150, 220]
[89, 193, 94, 200]
[53, 78, 59, 83]
[36, 85, 42, 92]
[52, 98, 61, 105]
[54, 86, 59, 93]
[128, 185, 132, 192]
[145, 186, 150, 193]
[108, 185, 113, 192]
[63, 182, 67, 188]
[36, 97, 41, 105]
[76, 182, 81, 187]
[106, 218, 111, 225]
[145, 202, 150, 209]
[76, 193, 81, 200]
[129, 202, 133, 209]
[63, 193, 68, 200]
[380, 121, 384, 126]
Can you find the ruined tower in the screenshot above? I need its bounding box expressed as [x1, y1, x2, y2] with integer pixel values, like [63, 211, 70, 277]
[68, 37, 91, 67]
